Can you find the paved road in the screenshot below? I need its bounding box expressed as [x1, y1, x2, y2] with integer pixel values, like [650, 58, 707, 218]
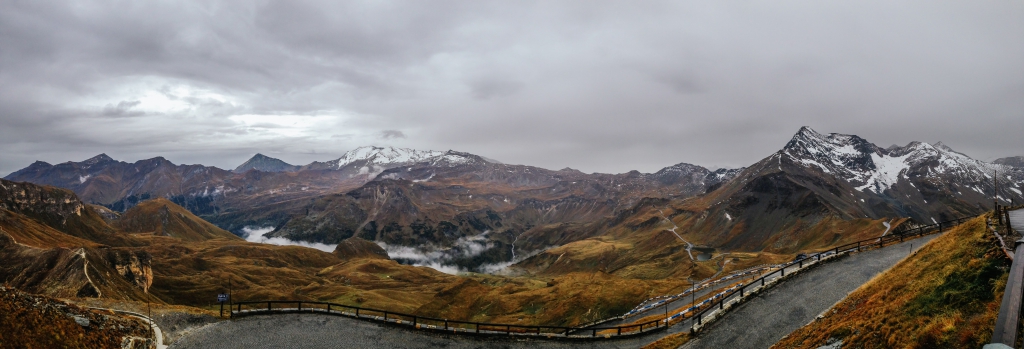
[1010, 209, 1024, 233]
[680, 234, 937, 349]
[592, 275, 741, 329]
[168, 313, 660, 349]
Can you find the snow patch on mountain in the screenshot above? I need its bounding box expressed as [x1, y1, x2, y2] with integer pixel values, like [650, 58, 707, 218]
[855, 153, 911, 193]
[784, 127, 1021, 196]
[334, 146, 445, 169]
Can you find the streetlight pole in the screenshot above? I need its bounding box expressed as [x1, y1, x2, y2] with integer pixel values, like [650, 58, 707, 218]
[687, 262, 696, 331]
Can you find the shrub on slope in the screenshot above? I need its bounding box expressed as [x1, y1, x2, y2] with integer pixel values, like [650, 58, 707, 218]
[772, 215, 1009, 349]
[0, 287, 151, 349]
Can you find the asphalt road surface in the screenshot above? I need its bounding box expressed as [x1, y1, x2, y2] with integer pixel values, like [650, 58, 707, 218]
[168, 313, 661, 349]
[1010, 209, 1024, 233]
[680, 234, 938, 349]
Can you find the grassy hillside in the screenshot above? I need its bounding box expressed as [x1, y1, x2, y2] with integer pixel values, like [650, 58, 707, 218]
[0, 286, 151, 349]
[116, 198, 241, 241]
[772, 215, 1009, 349]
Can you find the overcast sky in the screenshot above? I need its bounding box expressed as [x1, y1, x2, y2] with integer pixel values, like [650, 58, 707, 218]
[2, 1, 1022, 176]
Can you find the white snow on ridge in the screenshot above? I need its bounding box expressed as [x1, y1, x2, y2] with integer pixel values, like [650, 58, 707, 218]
[78, 175, 91, 184]
[855, 152, 911, 193]
[334, 146, 446, 169]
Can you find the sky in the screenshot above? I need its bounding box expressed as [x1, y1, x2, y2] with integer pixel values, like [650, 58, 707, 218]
[2, 1, 1022, 176]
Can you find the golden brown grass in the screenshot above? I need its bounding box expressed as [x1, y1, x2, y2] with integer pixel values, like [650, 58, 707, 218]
[642, 332, 692, 349]
[772, 215, 1008, 349]
[0, 287, 150, 349]
[116, 198, 241, 241]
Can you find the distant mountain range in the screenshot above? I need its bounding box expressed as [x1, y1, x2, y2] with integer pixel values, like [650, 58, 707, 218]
[5, 128, 1023, 272]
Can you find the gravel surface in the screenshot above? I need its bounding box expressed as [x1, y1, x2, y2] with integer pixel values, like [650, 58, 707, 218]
[167, 313, 660, 349]
[154, 311, 219, 345]
[1010, 209, 1024, 233]
[680, 234, 938, 349]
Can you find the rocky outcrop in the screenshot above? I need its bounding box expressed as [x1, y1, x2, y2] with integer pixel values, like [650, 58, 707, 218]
[0, 179, 124, 246]
[104, 249, 154, 293]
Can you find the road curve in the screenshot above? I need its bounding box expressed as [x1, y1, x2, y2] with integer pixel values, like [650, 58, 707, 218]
[168, 313, 658, 349]
[680, 234, 938, 349]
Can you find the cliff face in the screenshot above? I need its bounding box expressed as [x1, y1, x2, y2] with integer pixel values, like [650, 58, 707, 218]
[104, 249, 154, 293]
[0, 179, 127, 246]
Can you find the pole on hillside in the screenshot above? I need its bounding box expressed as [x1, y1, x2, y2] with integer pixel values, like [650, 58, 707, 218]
[995, 169, 999, 211]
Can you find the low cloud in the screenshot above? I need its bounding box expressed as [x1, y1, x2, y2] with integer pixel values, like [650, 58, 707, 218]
[242, 226, 336, 253]
[378, 130, 406, 139]
[376, 231, 510, 275]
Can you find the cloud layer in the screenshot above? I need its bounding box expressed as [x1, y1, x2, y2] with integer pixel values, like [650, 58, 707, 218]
[242, 226, 336, 253]
[2, 1, 1022, 176]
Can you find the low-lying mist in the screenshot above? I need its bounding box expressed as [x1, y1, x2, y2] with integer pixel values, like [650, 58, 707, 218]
[376, 230, 520, 275]
[242, 226, 337, 253]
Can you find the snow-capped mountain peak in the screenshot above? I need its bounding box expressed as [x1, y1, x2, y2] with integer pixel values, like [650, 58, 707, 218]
[779, 128, 1022, 199]
[334, 146, 446, 169]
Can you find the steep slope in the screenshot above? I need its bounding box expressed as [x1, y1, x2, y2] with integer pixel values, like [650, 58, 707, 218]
[233, 153, 299, 173]
[519, 127, 1022, 277]
[660, 127, 1023, 251]
[995, 156, 1024, 168]
[115, 198, 242, 241]
[0, 286, 152, 349]
[772, 215, 1007, 349]
[0, 179, 132, 247]
[3, 154, 367, 219]
[0, 228, 156, 301]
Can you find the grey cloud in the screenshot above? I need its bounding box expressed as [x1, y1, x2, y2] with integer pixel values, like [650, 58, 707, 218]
[378, 130, 406, 139]
[0, 0, 1022, 176]
[470, 78, 524, 100]
[102, 100, 144, 117]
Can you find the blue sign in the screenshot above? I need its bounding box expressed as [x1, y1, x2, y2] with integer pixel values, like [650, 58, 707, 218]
[218, 294, 229, 302]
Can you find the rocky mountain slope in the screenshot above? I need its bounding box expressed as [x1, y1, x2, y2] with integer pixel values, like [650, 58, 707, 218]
[233, 153, 299, 173]
[516, 127, 1023, 276]
[995, 156, 1024, 168]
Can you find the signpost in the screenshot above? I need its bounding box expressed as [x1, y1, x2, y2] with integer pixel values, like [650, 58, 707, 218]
[218, 293, 229, 318]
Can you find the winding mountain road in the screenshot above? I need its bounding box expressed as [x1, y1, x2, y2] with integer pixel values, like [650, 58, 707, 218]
[680, 234, 937, 349]
[169, 231, 942, 349]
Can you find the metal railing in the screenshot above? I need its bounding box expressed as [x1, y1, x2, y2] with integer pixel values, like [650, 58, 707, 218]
[685, 216, 972, 332]
[230, 300, 667, 339]
[991, 207, 1024, 349]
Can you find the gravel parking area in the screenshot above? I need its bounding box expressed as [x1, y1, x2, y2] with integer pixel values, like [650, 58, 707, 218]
[168, 313, 659, 349]
[680, 234, 938, 349]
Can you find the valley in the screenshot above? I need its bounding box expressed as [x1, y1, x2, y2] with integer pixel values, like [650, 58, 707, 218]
[2, 127, 1022, 348]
